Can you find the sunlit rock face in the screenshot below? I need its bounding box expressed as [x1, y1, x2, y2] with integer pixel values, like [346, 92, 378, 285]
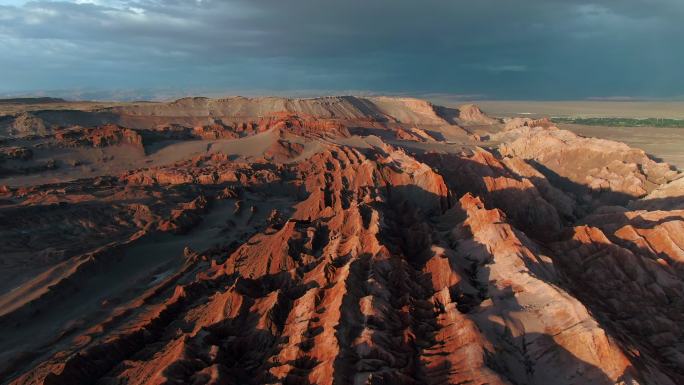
[0, 97, 682, 385]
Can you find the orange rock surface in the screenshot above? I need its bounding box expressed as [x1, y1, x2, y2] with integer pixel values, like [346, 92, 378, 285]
[0, 97, 682, 385]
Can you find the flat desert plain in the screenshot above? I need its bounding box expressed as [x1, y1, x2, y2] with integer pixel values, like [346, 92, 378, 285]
[469, 100, 684, 119]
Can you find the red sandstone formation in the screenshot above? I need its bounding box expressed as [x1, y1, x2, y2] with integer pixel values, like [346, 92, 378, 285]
[0, 97, 682, 385]
[54, 124, 144, 148]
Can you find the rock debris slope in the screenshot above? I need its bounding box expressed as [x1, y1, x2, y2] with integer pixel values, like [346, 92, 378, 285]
[0, 97, 682, 385]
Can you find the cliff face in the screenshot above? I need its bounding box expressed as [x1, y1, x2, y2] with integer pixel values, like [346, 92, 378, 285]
[0, 98, 682, 385]
[105, 96, 449, 125]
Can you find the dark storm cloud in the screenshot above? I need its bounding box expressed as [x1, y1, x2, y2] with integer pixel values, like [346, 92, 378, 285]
[0, 0, 683, 99]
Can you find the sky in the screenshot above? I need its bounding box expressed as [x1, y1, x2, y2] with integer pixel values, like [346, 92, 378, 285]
[0, 0, 683, 100]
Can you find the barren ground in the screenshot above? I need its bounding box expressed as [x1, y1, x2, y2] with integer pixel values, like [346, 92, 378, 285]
[1, 96, 683, 385]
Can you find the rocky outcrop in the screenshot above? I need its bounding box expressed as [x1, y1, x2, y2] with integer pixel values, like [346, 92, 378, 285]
[54, 124, 144, 148]
[395, 127, 425, 141]
[632, 174, 684, 210]
[4, 112, 49, 137]
[457, 104, 499, 125]
[107, 96, 450, 126]
[502, 117, 555, 131]
[419, 149, 564, 241]
[553, 225, 684, 385]
[447, 194, 638, 385]
[497, 124, 678, 208]
[157, 195, 209, 234]
[2, 97, 684, 385]
[395, 126, 436, 142]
